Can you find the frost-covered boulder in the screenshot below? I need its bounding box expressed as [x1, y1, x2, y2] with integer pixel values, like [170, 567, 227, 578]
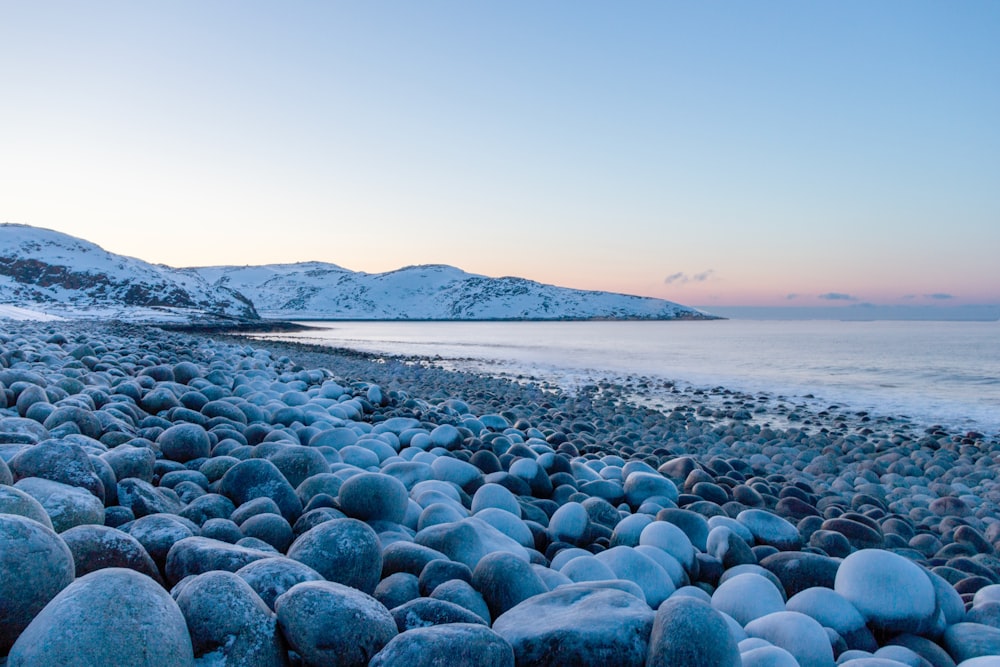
[9, 438, 105, 501]
[0, 514, 75, 655]
[744, 611, 835, 667]
[173, 570, 287, 666]
[286, 518, 382, 594]
[235, 556, 325, 610]
[6, 568, 194, 666]
[493, 584, 654, 667]
[275, 580, 397, 667]
[165, 536, 274, 586]
[472, 551, 548, 619]
[415, 517, 530, 569]
[370, 623, 514, 667]
[337, 472, 408, 523]
[60, 523, 162, 583]
[0, 484, 54, 528]
[14, 476, 104, 532]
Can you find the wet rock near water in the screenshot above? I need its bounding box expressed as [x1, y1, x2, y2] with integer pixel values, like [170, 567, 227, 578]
[1, 320, 999, 664]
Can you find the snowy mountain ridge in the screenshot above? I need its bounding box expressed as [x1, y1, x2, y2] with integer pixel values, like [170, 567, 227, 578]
[0, 224, 257, 321]
[1, 224, 713, 322]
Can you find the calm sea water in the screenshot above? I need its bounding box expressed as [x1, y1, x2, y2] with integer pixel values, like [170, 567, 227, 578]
[254, 320, 1000, 434]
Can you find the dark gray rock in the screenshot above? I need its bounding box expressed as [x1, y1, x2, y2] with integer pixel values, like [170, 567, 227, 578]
[338, 471, 409, 524]
[9, 438, 105, 501]
[472, 551, 548, 620]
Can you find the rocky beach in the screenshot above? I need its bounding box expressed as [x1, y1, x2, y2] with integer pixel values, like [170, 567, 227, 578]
[2, 320, 1000, 666]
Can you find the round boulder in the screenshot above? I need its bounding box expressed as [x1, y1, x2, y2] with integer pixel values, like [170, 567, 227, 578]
[0, 514, 76, 654]
[337, 472, 408, 524]
[834, 549, 937, 634]
[6, 568, 195, 666]
[370, 623, 514, 667]
[287, 518, 382, 594]
[493, 584, 654, 667]
[647, 596, 740, 667]
[275, 580, 397, 667]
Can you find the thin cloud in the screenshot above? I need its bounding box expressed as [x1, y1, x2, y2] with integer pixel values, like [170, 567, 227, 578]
[785, 293, 799, 300]
[818, 292, 858, 301]
[665, 269, 715, 286]
[925, 293, 954, 300]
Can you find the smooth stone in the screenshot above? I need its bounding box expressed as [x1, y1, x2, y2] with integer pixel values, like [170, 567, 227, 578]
[639, 520, 696, 572]
[741, 646, 801, 667]
[786, 587, 877, 652]
[275, 580, 397, 667]
[235, 556, 324, 611]
[418, 558, 474, 595]
[164, 536, 275, 586]
[610, 513, 654, 547]
[647, 596, 740, 667]
[219, 458, 302, 523]
[60, 523, 161, 583]
[835, 549, 938, 633]
[738, 509, 802, 550]
[286, 518, 382, 594]
[472, 483, 522, 517]
[337, 472, 409, 523]
[380, 540, 449, 578]
[711, 572, 786, 626]
[240, 512, 295, 552]
[390, 597, 488, 632]
[14, 476, 104, 532]
[431, 455, 481, 487]
[128, 513, 197, 570]
[744, 610, 835, 667]
[430, 579, 492, 624]
[9, 438, 105, 501]
[415, 517, 530, 570]
[157, 423, 211, 463]
[0, 513, 76, 654]
[761, 551, 840, 597]
[7, 568, 194, 667]
[657, 508, 710, 551]
[472, 551, 549, 619]
[259, 444, 330, 489]
[560, 554, 618, 583]
[117, 478, 183, 517]
[374, 572, 421, 610]
[0, 484, 54, 528]
[472, 507, 534, 548]
[885, 634, 958, 667]
[179, 493, 236, 526]
[707, 525, 757, 569]
[549, 501, 591, 545]
[493, 585, 654, 667]
[370, 623, 514, 667]
[594, 545, 675, 607]
[943, 623, 1000, 662]
[623, 472, 678, 509]
[173, 570, 287, 666]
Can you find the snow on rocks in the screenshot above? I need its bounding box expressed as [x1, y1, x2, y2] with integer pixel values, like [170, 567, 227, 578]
[2, 320, 1000, 664]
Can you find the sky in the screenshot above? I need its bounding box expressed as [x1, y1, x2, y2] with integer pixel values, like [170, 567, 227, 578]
[1, 2, 998, 316]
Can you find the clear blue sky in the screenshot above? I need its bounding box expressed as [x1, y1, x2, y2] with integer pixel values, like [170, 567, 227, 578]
[2, 1, 998, 312]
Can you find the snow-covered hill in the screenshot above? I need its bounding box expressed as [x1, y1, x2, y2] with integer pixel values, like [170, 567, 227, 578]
[191, 263, 712, 320]
[0, 224, 258, 321]
[1, 224, 712, 322]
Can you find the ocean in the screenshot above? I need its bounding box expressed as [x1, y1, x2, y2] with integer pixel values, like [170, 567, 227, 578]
[252, 320, 1000, 435]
